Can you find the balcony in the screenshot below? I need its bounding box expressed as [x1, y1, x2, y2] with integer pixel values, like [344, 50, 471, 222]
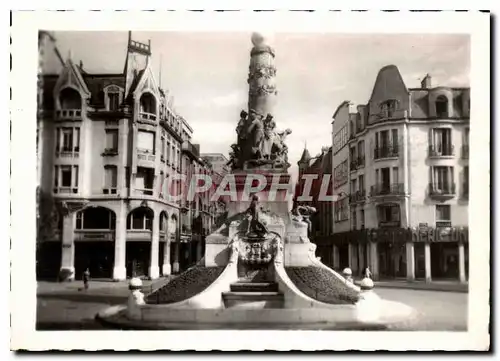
[138, 112, 158, 125]
[74, 229, 114, 242]
[182, 141, 200, 160]
[102, 188, 118, 195]
[56, 146, 80, 158]
[429, 145, 455, 158]
[134, 188, 154, 196]
[370, 183, 405, 197]
[428, 183, 456, 200]
[137, 149, 156, 162]
[374, 145, 399, 160]
[55, 109, 82, 121]
[53, 186, 78, 195]
[461, 145, 469, 159]
[102, 148, 118, 157]
[349, 190, 366, 204]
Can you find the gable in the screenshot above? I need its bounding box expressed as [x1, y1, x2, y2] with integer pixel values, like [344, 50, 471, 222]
[53, 59, 90, 98]
[367, 65, 409, 123]
[133, 62, 160, 99]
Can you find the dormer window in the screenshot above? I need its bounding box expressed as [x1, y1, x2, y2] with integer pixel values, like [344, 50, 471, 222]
[104, 85, 123, 112]
[380, 99, 398, 118]
[436, 96, 449, 118]
[59, 87, 82, 110]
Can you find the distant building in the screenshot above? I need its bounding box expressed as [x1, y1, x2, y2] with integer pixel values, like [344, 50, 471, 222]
[37, 32, 216, 281]
[327, 65, 469, 282]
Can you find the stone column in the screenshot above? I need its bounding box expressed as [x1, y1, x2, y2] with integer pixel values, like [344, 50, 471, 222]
[347, 242, 353, 270]
[369, 242, 379, 280]
[332, 245, 340, 270]
[406, 241, 415, 281]
[196, 239, 203, 262]
[458, 242, 466, 283]
[424, 242, 432, 282]
[60, 213, 76, 281]
[113, 203, 127, 281]
[358, 243, 365, 276]
[162, 233, 171, 276]
[172, 241, 180, 273]
[148, 211, 160, 279]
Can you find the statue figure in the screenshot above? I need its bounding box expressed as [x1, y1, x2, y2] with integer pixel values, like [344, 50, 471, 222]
[246, 109, 265, 158]
[236, 110, 248, 146]
[291, 204, 317, 234]
[243, 194, 269, 237]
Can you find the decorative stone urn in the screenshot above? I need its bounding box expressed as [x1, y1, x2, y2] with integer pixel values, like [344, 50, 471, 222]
[127, 277, 145, 320]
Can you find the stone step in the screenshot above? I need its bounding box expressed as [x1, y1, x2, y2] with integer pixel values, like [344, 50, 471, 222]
[230, 282, 279, 293]
[222, 291, 284, 309]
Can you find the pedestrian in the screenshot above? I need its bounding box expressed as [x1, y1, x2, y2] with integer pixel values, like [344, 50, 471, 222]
[83, 268, 90, 290]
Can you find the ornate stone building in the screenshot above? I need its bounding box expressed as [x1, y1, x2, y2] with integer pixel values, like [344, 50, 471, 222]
[36, 32, 216, 281]
[322, 65, 469, 282]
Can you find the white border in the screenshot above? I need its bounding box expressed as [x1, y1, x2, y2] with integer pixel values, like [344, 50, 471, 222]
[10, 10, 490, 351]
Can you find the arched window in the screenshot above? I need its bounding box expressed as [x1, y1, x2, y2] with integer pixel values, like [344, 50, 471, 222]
[127, 207, 154, 230]
[59, 88, 81, 109]
[159, 212, 169, 232]
[105, 85, 122, 111]
[76, 207, 116, 230]
[435, 95, 449, 118]
[139, 92, 157, 119]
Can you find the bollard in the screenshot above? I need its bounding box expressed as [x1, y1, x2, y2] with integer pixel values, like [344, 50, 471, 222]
[127, 277, 145, 320]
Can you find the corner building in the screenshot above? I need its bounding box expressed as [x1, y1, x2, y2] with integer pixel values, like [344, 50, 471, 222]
[329, 65, 469, 282]
[37, 32, 215, 281]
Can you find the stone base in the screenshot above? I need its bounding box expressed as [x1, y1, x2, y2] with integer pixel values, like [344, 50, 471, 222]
[58, 267, 75, 282]
[162, 263, 172, 276]
[113, 266, 127, 281]
[172, 262, 180, 274]
[149, 266, 160, 280]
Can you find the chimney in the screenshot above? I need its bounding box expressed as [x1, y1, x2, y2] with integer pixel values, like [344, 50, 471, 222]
[421, 74, 432, 89]
[79, 60, 83, 70]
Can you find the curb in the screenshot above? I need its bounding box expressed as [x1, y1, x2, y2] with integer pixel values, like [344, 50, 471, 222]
[374, 283, 468, 293]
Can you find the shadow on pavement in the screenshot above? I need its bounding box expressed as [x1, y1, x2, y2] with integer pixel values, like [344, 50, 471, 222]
[38, 293, 126, 305]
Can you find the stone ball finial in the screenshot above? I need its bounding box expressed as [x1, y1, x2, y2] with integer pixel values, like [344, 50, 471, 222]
[360, 277, 374, 290]
[129, 277, 143, 290]
[342, 268, 352, 276]
[251, 32, 273, 47]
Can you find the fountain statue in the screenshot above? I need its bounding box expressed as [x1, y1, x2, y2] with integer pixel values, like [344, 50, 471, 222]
[97, 32, 416, 330]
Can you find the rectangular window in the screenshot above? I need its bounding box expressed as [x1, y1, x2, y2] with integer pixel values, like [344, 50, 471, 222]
[360, 209, 365, 229]
[104, 166, 118, 189]
[74, 128, 80, 152]
[391, 129, 398, 146]
[62, 128, 73, 152]
[137, 130, 155, 153]
[161, 137, 166, 160]
[167, 141, 171, 164]
[432, 166, 454, 192]
[73, 166, 79, 188]
[60, 166, 72, 187]
[105, 129, 119, 151]
[392, 167, 399, 184]
[358, 174, 365, 193]
[431, 128, 453, 155]
[352, 210, 357, 230]
[436, 205, 451, 227]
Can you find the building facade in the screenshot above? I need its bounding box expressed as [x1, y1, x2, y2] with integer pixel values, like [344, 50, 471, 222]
[36, 32, 215, 281]
[325, 65, 469, 282]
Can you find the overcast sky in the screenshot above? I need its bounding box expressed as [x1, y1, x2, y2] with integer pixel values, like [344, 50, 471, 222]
[46, 31, 470, 179]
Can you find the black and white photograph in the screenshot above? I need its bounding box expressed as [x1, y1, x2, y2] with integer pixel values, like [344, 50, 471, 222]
[9, 9, 490, 351]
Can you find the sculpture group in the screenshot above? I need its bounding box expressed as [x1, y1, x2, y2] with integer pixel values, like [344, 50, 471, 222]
[229, 109, 291, 169]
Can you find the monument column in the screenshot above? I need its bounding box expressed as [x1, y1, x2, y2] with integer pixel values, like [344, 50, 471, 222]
[113, 203, 127, 281]
[60, 212, 76, 281]
[424, 242, 432, 282]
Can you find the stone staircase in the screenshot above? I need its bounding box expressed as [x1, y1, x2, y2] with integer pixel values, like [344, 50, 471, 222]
[222, 281, 284, 309]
